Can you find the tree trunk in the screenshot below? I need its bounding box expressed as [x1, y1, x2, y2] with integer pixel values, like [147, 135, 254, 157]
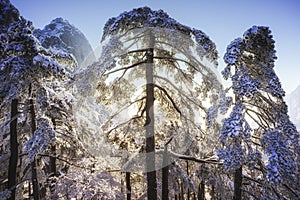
[8, 99, 18, 200]
[233, 166, 242, 200]
[29, 99, 40, 200]
[28, 181, 31, 197]
[162, 147, 169, 200]
[180, 180, 184, 200]
[186, 161, 190, 200]
[198, 181, 205, 200]
[49, 118, 57, 196]
[211, 185, 216, 199]
[145, 31, 157, 200]
[126, 172, 131, 200]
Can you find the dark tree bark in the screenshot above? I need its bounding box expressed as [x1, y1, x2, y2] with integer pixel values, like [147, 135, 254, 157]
[28, 181, 31, 197]
[233, 166, 242, 200]
[49, 118, 57, 196]
[211, 185, 216, 199]
[29, 99, 40, 200]
[162, 147, 169, 200]
[8, 99, 18, 200]
[198, 181, 205, 200]
[186, 161, 190, 200]
[126, 172, 131, 200]
[145, 32, 157, 200]
[180, 180, 184, 200]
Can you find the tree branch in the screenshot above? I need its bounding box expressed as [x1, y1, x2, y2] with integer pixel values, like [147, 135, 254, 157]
[154, 56, 199, 73]
[169, 151, 221, 165]
[105, 115, 144, 137]
[154, 40, 210, 75]
[38, 153, 94, 171]
[241, 188, 260, 200]
[154, 75, 206, 112]
[245, 109, 269, 131]
[154, 84, 182, 115]
[105, 96, 146, 123]
[104, 60, 147, 76]
[283, 183, 299, 198]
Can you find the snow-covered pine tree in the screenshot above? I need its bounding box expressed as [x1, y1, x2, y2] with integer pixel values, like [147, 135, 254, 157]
[0, 0, 79, 199]
[217, 25, 300, 199]
[75, 6, 222, 199]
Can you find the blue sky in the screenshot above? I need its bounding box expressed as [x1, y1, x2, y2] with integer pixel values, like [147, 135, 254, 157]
[10, 0, 300, 93]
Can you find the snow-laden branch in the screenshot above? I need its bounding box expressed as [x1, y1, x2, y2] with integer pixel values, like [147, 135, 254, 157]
[169, 151, 221, 165]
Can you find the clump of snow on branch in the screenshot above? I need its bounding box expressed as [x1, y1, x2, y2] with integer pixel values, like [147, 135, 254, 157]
[24, 118, 55, 162]
[261, 130, 296, 183]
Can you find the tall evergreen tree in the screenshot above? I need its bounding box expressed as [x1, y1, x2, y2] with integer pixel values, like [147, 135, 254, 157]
[0, 0, 78, 199]
[216, 25, 300, 199]
[74, 7, 222, 199]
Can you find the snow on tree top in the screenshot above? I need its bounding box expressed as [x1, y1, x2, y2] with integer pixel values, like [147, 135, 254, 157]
[0, 0, 20, 29]
[102, 6, 218, 61]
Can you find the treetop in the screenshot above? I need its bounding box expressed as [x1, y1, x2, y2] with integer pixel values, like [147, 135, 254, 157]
[101, 6, 218, 61]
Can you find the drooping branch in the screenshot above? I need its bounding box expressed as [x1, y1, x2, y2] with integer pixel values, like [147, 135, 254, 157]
[154, 83, 206, 135]
[154, 84, 181, 115]
[105, 96, 146, 123]
[118, 27, 149, 43]
[243, 100, 275, 125]
[0, 111, 22, 131]
[243, 104, 271, 127]
[243, 175, 262, 185]
[154, 75, 206, 112]
[257, 92, 279, 112]
[154, 56, 199, 73]
[245, 108, 270, 129]
[105, 115, 145, 137]
[154, 55, 203, 89]
[155, 40, 213, 75]
[104, 60, 147, 76]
